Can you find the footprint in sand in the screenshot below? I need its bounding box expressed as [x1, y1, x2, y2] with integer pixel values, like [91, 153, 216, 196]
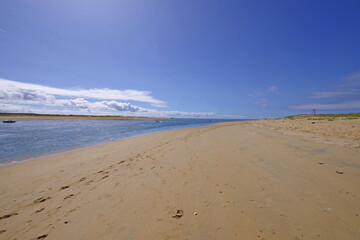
[85, 180, 93, 185]
[34, 197, 51, 203]
[64, 194, 74, 200]
[79, 177, 86, 182]
[0, 212, 18, 220]
[35, 208, 45, 213]
[69, 208, 77, 213]
[0, 230, 6, 234]
[60, 186, 70, 190]
[35, 234, 48, 239]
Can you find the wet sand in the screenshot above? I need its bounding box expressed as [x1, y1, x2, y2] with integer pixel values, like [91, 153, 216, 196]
[0, 121, 359, 239]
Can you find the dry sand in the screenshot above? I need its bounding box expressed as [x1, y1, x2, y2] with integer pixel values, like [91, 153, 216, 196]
[0, 121, 359, 239]
[255, 118, 360, 149]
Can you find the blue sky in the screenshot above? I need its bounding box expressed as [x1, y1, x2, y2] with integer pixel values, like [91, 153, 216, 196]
[1, 0, 360, 118]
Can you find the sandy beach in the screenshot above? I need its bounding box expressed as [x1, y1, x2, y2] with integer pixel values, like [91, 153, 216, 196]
[0, 120, 359, 239]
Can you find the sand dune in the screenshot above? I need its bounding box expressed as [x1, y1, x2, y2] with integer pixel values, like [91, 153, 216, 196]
[255, 118, 360, 148]
[0, 121, 359, 239]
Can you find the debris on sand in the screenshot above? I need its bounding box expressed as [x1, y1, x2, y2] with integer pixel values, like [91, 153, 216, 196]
[172, 209, 184, 219]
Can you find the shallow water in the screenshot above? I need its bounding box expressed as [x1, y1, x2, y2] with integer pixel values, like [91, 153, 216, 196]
[0, 118, 244, 164]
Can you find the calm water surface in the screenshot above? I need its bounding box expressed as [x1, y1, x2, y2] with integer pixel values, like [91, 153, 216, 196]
[0, 119, 244, 164]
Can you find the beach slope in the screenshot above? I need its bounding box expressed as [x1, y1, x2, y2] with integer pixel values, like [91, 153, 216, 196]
[0, 121, 359, 239]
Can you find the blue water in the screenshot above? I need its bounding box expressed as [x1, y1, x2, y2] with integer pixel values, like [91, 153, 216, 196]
[0, 119, 244, 164]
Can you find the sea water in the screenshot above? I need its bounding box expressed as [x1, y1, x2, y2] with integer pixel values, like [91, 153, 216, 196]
[0, 118, 244, 164]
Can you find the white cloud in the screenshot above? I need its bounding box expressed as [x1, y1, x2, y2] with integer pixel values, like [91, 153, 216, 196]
[292, 72, 360, 111]
[248, 86, 279, 97]
[309, 91, 358, 98]
[0, 88, 56, 105]
[0, 102, 218, 118]
[290, 101, 360, 110]
[102, 101, 141, 112]
[148, 110, 216, 118]
[266, 86, 278, 92]
[308, 72, 360, 99]
[0, 92, 145, 113]
[248, 85, 279, 107]
[0, 78, 166, 107]
[0, 103, 34, 113]
[341, 72, 360, 87]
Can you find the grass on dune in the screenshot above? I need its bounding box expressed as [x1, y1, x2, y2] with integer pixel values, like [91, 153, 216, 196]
[284, 113, 360, 121]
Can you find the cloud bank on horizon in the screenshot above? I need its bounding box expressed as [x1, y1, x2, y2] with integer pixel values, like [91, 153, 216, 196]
[1, 73, 359, 119]
[0, 78, 166, 107]
[0, 78, 217, 118]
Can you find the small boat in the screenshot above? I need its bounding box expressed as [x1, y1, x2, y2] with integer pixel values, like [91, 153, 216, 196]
[2, 120, 16, 123]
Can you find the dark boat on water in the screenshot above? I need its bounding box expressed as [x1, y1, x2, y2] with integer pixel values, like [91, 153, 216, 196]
[2, 120, 16, 123]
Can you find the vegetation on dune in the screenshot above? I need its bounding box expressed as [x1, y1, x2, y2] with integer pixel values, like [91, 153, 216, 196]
[284, 113, 360, 121]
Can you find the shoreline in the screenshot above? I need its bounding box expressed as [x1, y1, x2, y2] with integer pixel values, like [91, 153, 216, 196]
[1, 120, 359, 239]
[1, 117, 358, 167]
[0, 121, 246, 167]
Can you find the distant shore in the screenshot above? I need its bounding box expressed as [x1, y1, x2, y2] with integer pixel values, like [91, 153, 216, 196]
[0, 113, 170, 120]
